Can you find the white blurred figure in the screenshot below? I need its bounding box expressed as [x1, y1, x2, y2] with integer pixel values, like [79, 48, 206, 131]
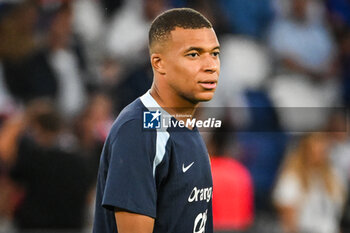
[0, 63, 19, 118]
[274, 133, 347, 233]
[49, 49, 86, 119]
[268, 73, 340, 131]
[73, 0, 104, 48]
[47, 2, 87, 119]
[215, 36, 271, 103]
[72, 0, 105, 72]
[267, 0, 340, 131]
[268, 0, 335, 79]
[205, 36, 271, 128]
[104, 0, 166, 67]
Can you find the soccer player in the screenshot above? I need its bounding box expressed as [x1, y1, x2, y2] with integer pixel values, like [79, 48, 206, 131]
[93, 8, 220, 233]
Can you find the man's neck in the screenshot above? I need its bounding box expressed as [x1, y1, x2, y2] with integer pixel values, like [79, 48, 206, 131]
[149, 85, 198, 125]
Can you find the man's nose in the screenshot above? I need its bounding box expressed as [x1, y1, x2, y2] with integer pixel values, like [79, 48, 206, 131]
[203, 55, 219, 73]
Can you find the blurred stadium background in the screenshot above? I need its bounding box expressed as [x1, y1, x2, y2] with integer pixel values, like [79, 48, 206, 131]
[0, 0, 350, 232]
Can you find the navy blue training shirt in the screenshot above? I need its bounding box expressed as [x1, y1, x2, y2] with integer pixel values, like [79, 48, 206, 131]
[93, 91, 213, 233]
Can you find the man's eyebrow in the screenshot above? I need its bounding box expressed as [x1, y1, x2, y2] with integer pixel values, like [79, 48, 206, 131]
[184, 47, 204, 53]
[184, 46, 220, 53]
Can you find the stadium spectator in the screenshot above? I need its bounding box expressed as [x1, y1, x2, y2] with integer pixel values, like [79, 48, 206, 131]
[268, 0, 336, 80]
[1, 1, 87, 119]
[0, 100, 91, 232]
[207, 126, 254, 232]
[274, 133, 346, 233]
[74, 93, 113, 184]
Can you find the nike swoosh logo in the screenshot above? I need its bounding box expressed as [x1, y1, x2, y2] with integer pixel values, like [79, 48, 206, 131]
[182, 162, 194, 173]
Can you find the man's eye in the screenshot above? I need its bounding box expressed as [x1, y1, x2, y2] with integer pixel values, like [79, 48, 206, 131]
[212, 51, 220, 57]
[186, 53, 199, 58]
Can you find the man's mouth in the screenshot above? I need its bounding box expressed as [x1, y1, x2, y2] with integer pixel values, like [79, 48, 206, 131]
[198, 81, 217, 90]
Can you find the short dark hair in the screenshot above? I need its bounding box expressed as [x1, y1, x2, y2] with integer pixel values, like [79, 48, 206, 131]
[149, 8, 212, 51]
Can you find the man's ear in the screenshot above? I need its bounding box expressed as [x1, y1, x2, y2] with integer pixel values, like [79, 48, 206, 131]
[151, 53, 166, 75]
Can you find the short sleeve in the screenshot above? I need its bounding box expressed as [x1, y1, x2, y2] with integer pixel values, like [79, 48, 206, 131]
[273, 172, 302, 207]
[102, 119, 157, 218]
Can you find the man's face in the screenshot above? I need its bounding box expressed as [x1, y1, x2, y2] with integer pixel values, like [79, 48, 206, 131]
[161, 27, 220, 104]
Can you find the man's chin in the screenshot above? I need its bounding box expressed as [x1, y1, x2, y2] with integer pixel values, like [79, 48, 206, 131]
[196, 92, 215, 102]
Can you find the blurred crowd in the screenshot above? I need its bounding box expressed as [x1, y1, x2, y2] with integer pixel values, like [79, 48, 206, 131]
[1, 0, 350, 232]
